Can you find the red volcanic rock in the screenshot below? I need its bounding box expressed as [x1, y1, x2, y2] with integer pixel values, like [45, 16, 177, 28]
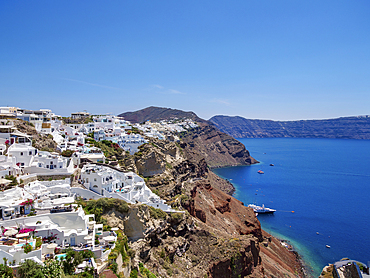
[184, 173, 262, 241]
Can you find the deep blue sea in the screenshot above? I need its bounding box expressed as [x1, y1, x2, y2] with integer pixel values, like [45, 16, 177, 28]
[213, 138, 370, 277]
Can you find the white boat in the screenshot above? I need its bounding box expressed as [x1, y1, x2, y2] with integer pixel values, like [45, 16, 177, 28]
[248, 204, 276, 214]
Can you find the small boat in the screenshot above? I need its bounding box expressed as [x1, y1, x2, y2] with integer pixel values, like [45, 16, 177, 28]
[248, 204, 276, 214]
[326, 245, 331, 248]
[270, 164, 274, 166]
[257, 170, 264, 174]
[316, 232, 320, 235]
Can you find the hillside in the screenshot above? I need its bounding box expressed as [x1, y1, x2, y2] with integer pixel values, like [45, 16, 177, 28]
[119, 106, 199, 123]
[119, 107, 258, 168]
[209, 115, 370, 139]
[113, 136, 304, 277]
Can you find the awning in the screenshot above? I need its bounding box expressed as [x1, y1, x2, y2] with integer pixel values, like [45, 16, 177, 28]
[16, 232, 29, 238]
[47, 243, 58, 249]
[102, 236, 116, 242]
[4, 229, 17, 237]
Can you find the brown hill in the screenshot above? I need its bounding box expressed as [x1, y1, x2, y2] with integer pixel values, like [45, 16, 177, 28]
[119, 106, 199, 123]
[119, 107, 257, 168]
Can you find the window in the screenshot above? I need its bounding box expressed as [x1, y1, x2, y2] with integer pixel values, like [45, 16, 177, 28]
[20, 152, 23, 156]
[94, 178, 97, 181]
[46, 165, 49, 168]
[29, 151, 32, 155]
[93, 185, 98, 188]
[50, 161, 53, 165]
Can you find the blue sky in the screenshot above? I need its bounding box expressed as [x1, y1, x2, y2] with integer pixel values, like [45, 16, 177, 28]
[1, 1, 369, 120]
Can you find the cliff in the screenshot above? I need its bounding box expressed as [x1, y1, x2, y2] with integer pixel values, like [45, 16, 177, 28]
[119, 106, 258, 168]
[180, 121, 257, 168]
[210, 115, 370, 139]
[115, 136, 304, 277]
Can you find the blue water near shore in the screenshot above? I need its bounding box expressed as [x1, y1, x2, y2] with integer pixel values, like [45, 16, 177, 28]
[213, 138, 370, 277]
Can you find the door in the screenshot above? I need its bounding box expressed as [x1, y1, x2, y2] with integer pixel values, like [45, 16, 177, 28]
[70, 237, 75, 246]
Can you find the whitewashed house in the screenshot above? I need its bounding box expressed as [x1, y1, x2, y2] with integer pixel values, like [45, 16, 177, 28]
[0, 206, 102, 266]
[6, 144, 74, 175]
[80, 164, 175, 212]
[118, 134, 147, 155]
[0, 187, 34, 220]
[7, 144, 38, 168]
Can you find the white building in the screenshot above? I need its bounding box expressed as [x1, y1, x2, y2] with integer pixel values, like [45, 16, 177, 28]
[6, 144, 74, 175]
[80, 164, 175, 212]
[118, 134, 147, 155]
[0, 206, 103, 266]
[0, 187, 34, 220]
[7, 144, 38, 168]
[0, 107, 17, 119]
[16, 108, 61, 134]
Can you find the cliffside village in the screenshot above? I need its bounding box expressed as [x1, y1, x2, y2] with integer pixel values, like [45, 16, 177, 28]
[0, 106, 198, 275]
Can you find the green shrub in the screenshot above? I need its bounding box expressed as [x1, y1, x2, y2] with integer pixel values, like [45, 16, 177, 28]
[109, 262, 118, 274]
[0, 263, 13, 278]
[148, 206, 167, 219]
[35, 237, 42, 248]
[130, 269, 138, 278]
[61, 149, 74, 157]
[18, 259, 43, 278]
[170, 212, 183, 222]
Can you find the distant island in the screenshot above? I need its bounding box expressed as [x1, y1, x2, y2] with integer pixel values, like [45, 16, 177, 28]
[209, 115, 370, 139]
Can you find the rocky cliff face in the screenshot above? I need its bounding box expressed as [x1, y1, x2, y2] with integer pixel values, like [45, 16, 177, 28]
[103, 200, 303, 278]
[115, 135, 304, 277]
[210, 115, 370, 139]
[180, 121, 258, 168]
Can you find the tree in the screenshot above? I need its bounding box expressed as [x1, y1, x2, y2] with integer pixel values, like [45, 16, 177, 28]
[42, 259, 63, 278]
[0, 263, 13, 278]
[61, 149, 74, 157]
[18, 259, 43, 278]
[62, 248, 83, 275]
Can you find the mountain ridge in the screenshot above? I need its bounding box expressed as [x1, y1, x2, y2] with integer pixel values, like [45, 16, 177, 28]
[209, 115, 370, 139]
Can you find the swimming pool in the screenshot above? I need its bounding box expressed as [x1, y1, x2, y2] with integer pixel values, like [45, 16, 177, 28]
[16, 241, 35, 248]
[55, 254, 66, 260]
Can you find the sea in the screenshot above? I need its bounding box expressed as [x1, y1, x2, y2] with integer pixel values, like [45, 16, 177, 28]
[212, 138, 370, 277]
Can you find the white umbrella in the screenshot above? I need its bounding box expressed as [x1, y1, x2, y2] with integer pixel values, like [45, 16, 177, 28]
[102, 236, 116, 242]
[111, 227, 119, 231]
[47, 243, 58, 249]
[4, 229, 17, 237]
[16, 232, 29, 238]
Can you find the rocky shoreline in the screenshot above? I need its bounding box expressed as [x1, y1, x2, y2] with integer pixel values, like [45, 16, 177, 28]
[216, 171, 310, 277]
